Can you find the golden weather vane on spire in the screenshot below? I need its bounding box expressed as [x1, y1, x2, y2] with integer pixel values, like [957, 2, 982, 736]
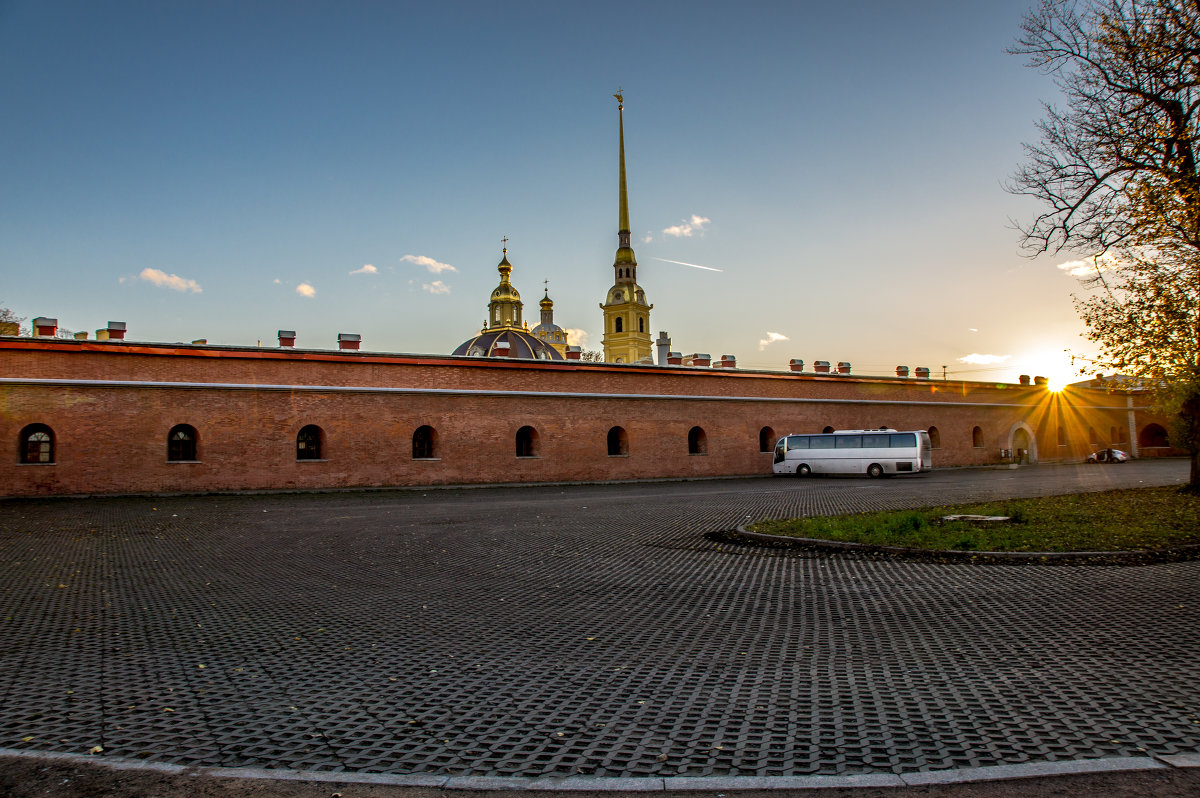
[613, 87, 623, 107]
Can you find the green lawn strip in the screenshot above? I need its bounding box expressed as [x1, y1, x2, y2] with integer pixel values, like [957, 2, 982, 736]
[747, 486, 1200, 552]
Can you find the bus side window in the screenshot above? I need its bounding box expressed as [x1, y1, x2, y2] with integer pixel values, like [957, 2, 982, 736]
[891, 433, 916, 447]
[835, 435, 862, 448]
[862, 434, 888, 448]
[786, 435, 808, 450]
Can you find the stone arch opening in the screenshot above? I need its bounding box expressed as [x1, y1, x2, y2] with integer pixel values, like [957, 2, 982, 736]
[1008, 422, 1037, 464]
[296, 425, 324, 460]
[19, 423, 54, 464]
[607, 426, 629, 456]
[167, 424, 198, 462]
[413, 425, 437, 459]
[516, 426, 539, 458]
[1139, 423, 1169, 448]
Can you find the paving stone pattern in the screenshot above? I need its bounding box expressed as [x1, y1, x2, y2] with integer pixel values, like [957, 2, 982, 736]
[1, 461, 1197, 778]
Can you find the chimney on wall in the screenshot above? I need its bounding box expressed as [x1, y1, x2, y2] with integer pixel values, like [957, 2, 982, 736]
[96, 321, 126, 341]
[915, 367, 931, 379]
[896, 366, 910, 377]
[656, 331, 671, 365]
[337, 333, 361, 351]
[714, 354, 737, 368]
[32, 317, 57, 337]
[73, 331, 88, 340]
[1033, 375, 1048, 387]
[789, 359, 805, 372]
[667, 351, 683, 365]
[492, 339, 511, 357]
[1019, 374, 1031, 386]
[278, 330, 297, 348]
[837, 361, 851, 375]
[813, 360, 831, 374]
[685, 353, 711, 367]
[565, 345, 582, 360]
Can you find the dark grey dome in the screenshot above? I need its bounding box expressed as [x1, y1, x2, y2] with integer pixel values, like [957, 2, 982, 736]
[452, 329, 565, 360]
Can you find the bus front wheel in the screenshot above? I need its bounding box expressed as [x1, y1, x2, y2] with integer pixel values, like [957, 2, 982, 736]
[867, 463, 884, 478]
[796, 464, 811, 477]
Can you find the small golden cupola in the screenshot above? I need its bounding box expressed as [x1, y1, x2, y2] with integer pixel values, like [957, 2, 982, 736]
[530, 282, 569, 357]
[488, 247, 523, 329]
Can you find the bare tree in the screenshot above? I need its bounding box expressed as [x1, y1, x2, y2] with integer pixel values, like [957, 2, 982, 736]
[579, 350, 605, 362]
[1010, 0, 1200, 487]
[0, 302, 24, 334]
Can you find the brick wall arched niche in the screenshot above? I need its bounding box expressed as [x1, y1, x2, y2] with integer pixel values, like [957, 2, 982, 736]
[1008, 422, 1037, 464]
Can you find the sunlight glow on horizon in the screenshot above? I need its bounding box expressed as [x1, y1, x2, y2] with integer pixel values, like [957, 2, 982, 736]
[1016, 348, 1076, 392]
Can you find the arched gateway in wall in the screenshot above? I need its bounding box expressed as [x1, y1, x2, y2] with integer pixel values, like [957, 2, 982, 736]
[1008, 422, 1037, 464]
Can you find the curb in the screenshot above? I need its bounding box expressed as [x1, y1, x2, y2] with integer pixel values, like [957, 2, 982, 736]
[714, 526, 1200, 566]
[0, 749, 1194, 791]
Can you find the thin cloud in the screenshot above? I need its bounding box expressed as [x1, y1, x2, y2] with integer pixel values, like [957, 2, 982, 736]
[641, 233, 653, 244]
[401, 254, 457, 274]
[662, 214, 711, 238]
[132, 267, 202, 293]
[1057, 252, 1115, 277]
[423, 280, 451, 295]
[349, 264, 378, 275]
[758, 331, 789, 351]
[651, 256, 723, 272]
[273, 278, 282, 284]
[563, 328, 590, 349]
[296, 283, 316, 298]
[958, 353, 1010, 365]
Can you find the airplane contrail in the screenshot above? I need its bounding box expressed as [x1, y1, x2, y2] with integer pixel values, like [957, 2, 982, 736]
[651, 257, 723, 272]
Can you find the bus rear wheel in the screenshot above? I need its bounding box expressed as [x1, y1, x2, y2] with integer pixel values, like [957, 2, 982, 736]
[796, 464, 811, 477]
[867, 463, 884, 478]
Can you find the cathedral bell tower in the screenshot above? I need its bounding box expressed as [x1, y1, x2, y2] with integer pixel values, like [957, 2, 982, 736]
[600, 91, 653, 364]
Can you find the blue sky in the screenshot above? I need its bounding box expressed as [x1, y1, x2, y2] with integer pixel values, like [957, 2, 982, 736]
[1, 1, 1091, 385]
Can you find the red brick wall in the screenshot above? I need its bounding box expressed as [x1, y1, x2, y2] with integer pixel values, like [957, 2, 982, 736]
[0, 338, 1173, 497]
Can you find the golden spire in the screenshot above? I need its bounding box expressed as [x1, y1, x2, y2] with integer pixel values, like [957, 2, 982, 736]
[616, 89, 630, 238]
[614, 89, 637, 274]
[602, 89, 653, 365]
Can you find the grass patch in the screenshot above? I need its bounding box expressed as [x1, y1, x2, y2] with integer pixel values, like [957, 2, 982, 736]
[747, 486, 1200, 553]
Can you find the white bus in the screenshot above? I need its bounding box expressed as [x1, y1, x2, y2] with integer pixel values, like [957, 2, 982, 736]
[771, 429, 932, 477]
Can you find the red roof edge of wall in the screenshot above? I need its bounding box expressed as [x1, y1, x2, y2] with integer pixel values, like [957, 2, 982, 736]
[0, 335, 1068, 390]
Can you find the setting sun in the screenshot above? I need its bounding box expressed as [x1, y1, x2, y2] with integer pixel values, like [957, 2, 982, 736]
[1012, 348, 1079, 392]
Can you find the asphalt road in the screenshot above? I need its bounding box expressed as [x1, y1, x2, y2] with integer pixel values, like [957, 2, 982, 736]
[0, 460, 1195, 791]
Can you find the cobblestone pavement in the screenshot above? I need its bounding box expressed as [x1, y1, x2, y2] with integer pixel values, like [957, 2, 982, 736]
[0, 461, 1196, 780]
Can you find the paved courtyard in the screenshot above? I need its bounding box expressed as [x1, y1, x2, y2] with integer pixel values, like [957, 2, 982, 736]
[0, 461, 1197, 781]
